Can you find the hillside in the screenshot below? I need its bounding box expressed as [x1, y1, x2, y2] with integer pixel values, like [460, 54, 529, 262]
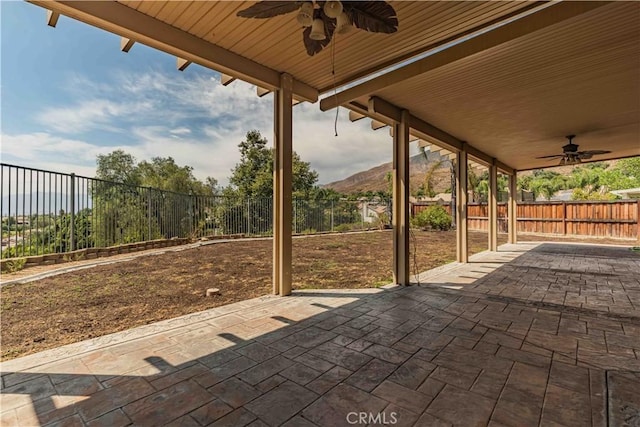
[324, 152, 452, 195]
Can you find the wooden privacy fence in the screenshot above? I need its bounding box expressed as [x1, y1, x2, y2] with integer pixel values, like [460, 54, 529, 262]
[412, 200, 640, 240]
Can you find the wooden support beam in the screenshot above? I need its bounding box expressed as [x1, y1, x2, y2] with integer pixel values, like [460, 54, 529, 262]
[120, 37, 135, 52]
[349, 111, 366, 122]
[220, 73, 235, 86]
[488, 164, 498, 251]
[370, 97, 462, 152]
[431, 147, 450, 155]
[371, 120, 386, 131]
[367, 97, 516, 175]
[393, 110, 411, 286]
[177, 57, 191, 71]
[47, 10, 60, 27]
[257, 86, 271, 97]
[320, 2, 607, 111]
[29, 0, 318, 103]
[456, 148, 469, 263]
[388, 127, 418, 143]
[273, 74, 294, 296]
[508, 174, 518, 244]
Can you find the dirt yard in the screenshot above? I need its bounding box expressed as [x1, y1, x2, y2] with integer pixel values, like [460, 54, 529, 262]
[1, 230, 501, 360]
[1, 230, 635, 360]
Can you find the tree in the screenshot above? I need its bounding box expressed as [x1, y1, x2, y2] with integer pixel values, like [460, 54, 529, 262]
[468, 170, 485, 203]
[96, 150, 141, 185]
[216, 130, 322, 234]
[600, 157, 640, 191]
[228, 130, 273, 199]
[93, 150, 218, 244]
[138, 157, 211, 195]
[518, 169, 568, 200]
[227, 130, 319, 198]
[415, 146, 443, 198]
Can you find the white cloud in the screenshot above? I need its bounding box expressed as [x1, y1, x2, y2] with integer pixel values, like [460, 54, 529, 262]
[169, 127, 191, 135]
[1, 132, 102, 165]
[5, 69, 398, 186]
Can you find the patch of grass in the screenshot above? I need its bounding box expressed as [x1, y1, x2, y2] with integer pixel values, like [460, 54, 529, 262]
[324, 242, 347, 249]
[373, 278, 393, 287]
[310, 260, 339, 271]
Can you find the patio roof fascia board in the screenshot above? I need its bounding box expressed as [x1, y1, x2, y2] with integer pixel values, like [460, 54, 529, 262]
[320, 1, 609, 111]
[316, 1, 548, 95]
[367, 96, 516, 175]
[29, 0, 318, 103]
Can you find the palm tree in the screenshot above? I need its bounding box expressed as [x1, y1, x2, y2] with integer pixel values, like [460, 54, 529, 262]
[418, 146, 443, 198]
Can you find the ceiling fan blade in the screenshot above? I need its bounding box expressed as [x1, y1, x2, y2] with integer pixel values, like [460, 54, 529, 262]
[302, 14, 336, 56]
[345, 1, 398, 34]
[578, 150, 612, 156]
[237, 1, 302, 18]
[536, 154, 564, 159]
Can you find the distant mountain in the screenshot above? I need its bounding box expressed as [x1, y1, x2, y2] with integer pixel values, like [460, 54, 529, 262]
[324, 152, 452, 195]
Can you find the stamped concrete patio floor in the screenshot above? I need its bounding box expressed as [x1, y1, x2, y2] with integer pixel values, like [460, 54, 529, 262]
[1, 242, 639, 427]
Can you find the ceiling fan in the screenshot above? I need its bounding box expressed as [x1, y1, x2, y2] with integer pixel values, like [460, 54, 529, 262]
[536, 135, 611, 166]
[236, 1, 398, 56]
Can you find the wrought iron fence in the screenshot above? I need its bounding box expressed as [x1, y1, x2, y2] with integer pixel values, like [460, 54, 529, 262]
[1, 163, 391, 259]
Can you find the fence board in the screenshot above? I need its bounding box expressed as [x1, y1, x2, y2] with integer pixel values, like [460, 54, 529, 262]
[412, 200, 639, 240]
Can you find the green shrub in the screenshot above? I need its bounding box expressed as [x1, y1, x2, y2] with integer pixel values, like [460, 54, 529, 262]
[2, 258, 26, 273]
[334, 224, 351, 233]
[411, 205, 452, 231]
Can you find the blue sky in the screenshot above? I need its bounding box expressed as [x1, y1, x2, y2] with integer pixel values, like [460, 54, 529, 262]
[0, 1, 413, 185]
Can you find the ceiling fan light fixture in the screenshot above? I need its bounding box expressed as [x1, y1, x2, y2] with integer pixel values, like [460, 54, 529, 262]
[336, 11, 351, 34]
[296, 2, 314, 27]
[236, 1, 398, 56]
[323, 1, 343, 19]
[309, 18, 326, 40]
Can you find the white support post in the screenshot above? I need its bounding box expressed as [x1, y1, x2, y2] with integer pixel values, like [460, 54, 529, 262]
[508, 173, 518, 244]
[456, 148, 469, 263]
[273, 73, 293, 296]
[488, 164, 498, 251]
[392, 110, 410, 285]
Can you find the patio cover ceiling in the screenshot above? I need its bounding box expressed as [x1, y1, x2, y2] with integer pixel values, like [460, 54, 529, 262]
[115, 1, 538, 93]
[325, 1, 640, 171]
[31, 1, 639, 172]
[30, 1, 539, 101]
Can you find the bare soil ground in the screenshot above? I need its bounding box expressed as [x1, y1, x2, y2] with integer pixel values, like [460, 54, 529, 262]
[1, 230, 634, 360]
